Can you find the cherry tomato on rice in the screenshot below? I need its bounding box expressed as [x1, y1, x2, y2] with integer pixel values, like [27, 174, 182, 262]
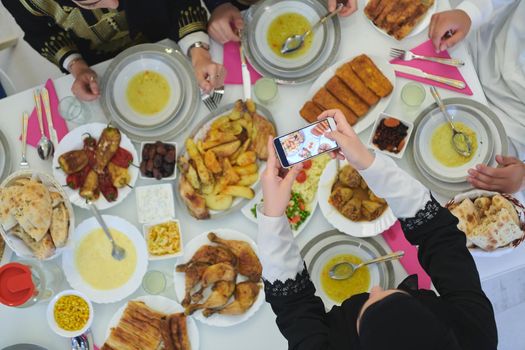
[302, 160, 312, 170]
[296, 170, 307, 183]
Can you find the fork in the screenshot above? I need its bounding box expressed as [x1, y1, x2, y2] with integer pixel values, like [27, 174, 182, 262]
[390, 48, 464, 67]
[20, 112, 29, 169]
[212, 86, 224, 106]
[201, 90, 218, 111]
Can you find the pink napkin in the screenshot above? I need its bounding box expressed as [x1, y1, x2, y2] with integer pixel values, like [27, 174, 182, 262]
[389, 39, 473, 96]
[382, 220, 432, 289]
[223, 41, 262, 85]
[22, 79, 69, 148]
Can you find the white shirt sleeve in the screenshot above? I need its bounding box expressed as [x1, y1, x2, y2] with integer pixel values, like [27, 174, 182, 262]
[62, 53, 82, 72]
[256, 204, 304, 283]
[359, 153, 431, 219]
[456, 0, 494, 32]
[178, 31, 210, 56]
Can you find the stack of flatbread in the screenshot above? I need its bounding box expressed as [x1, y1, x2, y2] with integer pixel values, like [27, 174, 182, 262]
[0, 177, 70, 259]
[102, 301, 191, 350]
[449, 194, 523, 251]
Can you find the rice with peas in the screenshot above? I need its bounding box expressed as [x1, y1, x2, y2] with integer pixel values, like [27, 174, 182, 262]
[54, 295, 90, 331]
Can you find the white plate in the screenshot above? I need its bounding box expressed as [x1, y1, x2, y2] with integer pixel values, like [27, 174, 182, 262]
[241, 190, 317, 237]
[52, 123, 139, 210]
[174, 229, 265, 327]
[446, 189, 525, 258]
[104, 295, 199, 350]
[113, 58, 183, 127]
[300, 230, 395, 310]
[415, 107, 492, 183]
[62, 215, 148, 303]
[306, 55, 395, 135]
[143, 219, 184, 261]
[318, 160, 397, 237]
[364, 0, 438, 40]
[0, 170, 75, 261]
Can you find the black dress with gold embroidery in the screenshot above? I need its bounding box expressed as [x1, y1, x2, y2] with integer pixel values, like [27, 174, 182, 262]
[3, 0, 209, 72]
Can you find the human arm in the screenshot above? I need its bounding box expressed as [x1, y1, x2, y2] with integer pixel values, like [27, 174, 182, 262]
[467, 155, 525, 194]
[207, 2, 244, 43]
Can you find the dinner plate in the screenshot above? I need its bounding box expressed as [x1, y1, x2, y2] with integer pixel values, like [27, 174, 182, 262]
[62, 215, 148, 304]
[414, 104, 494, 183]
[104, 295, 199, 349]
[306, 55, 395, 135]
[240, 189, 317, 237]
[101, 44, 199, 142]
[364, 0, 438, 40]
[318, 159, 397, 237]
[300, 229, 395, 310]
[52, 123, 139, 210]
[173, 229, 265, 327]
[0, 129, 12, 182]
[406, 98, 508, 198]
[242, 0, 341, 84]
[112, 57, 184, 128]
[175, 102, 275, 219]
[0, 170, 75, 261]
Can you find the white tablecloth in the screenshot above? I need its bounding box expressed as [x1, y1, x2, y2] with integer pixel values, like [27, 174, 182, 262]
[1, 0, 524, 349]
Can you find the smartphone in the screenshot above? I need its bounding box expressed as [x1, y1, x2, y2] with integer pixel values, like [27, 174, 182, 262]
[273, 118, 339, 168]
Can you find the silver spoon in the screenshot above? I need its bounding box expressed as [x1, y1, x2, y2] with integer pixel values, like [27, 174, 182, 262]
[329, 251, 404, 280]
[34, 89, 53, 160]
[71, 328, 93, 350]
[88, 202, 126, 261]
[430, 87, 472, 157]
[281, 4, 343, 55]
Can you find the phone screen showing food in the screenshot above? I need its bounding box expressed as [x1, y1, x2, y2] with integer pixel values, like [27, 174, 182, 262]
[275, 119, 338, 167]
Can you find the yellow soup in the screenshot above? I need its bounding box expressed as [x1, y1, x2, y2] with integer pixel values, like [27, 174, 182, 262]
[267, 12, 313, 59]
[430, 122, 478, 167]
[75, 228, 137, 290]
[126, 70, 170, 115]
[321, 254, 371, 304]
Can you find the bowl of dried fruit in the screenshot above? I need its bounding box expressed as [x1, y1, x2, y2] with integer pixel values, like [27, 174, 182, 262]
[368, 113, 413, 159]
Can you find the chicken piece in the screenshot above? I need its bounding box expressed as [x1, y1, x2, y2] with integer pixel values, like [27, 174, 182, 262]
[341, 197, 362, 221]
[362, 200, 386, 220]
[179, 175, 209, 219]
[185, 281, 236, 315]
[329, 187, 354, 210]
[251, 113, 276, 160]
[203, 281, 261, 317]
[192, 262, 237, 302]
[178, 244, 237, 268]
[176, 262, 209, 307]
[208, 232, 262, 282]
[338, 165, 361, 188]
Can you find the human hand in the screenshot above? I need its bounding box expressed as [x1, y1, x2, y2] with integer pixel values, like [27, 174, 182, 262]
[317, 109, 374, 170]
[328, 0, 358, 17]
[208, 3, 244, 44]
[69, 60, 100, 101]
[261, 136, 303, 217]
[467, 155, 525, 194]
[428, 10, 471, 52]
[190, 47, 226, 93]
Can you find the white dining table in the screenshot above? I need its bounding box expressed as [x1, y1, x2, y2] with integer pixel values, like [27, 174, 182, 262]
[1, 0, 524, 349]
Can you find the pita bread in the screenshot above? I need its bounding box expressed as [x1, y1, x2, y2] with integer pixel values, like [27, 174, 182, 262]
[488, 195, 519, 226]
[49, 191, 64, 208]
[50, 203, 69, 248]
[474, 197, 491, 217]
[470, 208, 523, 251]
[10, 225, 55, 259]
[450, 198, 480, 237]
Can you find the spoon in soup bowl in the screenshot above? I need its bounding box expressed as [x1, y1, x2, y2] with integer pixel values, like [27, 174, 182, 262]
[329, 251, 404, 280]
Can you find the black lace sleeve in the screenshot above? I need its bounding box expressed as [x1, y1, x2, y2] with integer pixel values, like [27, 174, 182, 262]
[399, 196, 497, 350]
[264, 265, 311, 298]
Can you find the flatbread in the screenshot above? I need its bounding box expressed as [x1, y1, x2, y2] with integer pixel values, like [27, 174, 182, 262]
[488, 195, 519, 226]
[470, 209, 523, 251]
[450, 198, 479, 237]
[10, 226, 55, 259]
[50, 203, 69, 248]
[50, 191, 64, 208]
[474, 197, 491, 217]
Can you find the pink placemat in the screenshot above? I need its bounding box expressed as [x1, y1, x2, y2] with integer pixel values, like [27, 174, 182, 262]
[223, 41, 262, 85]
[382, 220, 432, 289]
[21, 79, 69, 148]
[389, 39, 473, 96]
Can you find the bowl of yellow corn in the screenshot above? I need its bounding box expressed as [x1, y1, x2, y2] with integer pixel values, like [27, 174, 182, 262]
[46, 290, 93, 337]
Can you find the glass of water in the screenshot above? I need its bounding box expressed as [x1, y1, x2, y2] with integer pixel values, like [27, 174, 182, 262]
[58, 96, 90, 123]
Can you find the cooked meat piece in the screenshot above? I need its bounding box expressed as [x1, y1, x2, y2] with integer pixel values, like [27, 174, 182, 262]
[176, 262, 209, 307]
[325, 76, 369, 117]
[313, 88, 358, 125]
[300, 101, 324, 123]
[329, 187, 354, 210]
[185, 280, 236, 315]
[350, 55, 393, 97]
[192, 262, 237, 302]
[340, 197, 362, 221]
[335, 63, 379, 106]
[251, 113, 276, 160]
[203, 281, 261, 317]
[338, 165, 361, 188]
[179, 176, 209, 219]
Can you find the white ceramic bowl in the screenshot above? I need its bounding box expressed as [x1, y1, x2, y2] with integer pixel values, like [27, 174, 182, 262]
[368, 112, 414, 159]
[142, 218, 184, 260]
[46, 290, 94, 338]
[139, 141, 177, 181]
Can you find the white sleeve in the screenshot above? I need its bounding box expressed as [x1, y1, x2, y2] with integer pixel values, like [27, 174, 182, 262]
[62, 53, 82, 72]
[456, 0, 494, 31]
[178, 31, 210, 56]
[359, 153, 431, 219]
[256, 205, 304, 283]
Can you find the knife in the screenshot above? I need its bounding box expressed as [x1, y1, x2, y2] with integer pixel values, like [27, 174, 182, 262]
[391, 64, 466, 89]
[239, 39, 252, 100]
[40, 87, 59, 147]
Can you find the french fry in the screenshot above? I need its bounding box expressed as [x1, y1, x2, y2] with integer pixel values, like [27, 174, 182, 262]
[245, 99, 256, 113]
[210, 114, 231, 129]
[219, 122, 243, 135]
[210, 140, 241, 157]
[205, 193, 233, 210]
[213, 175, 229, 194]
[186, 164, 200, 189]
[222, 158, 241, 184]
[223, 185, 255, 199]
[186, 138, 213, 186]
[238, 173, 259, 186]
[236, 151, 257, 166]
[234, 163, 258, 176]
[204, 150, 222, 174]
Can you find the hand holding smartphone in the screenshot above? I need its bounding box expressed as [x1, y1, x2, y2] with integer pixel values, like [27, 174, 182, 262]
[273, 118, 339, 168]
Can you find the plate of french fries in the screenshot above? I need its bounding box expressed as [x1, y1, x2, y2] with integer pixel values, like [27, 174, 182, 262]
[177, 100, 276, 219]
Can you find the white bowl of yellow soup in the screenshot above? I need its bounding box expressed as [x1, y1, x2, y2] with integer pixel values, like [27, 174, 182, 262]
[47, 290, 93, 337]
[62, 216, 148, 303]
